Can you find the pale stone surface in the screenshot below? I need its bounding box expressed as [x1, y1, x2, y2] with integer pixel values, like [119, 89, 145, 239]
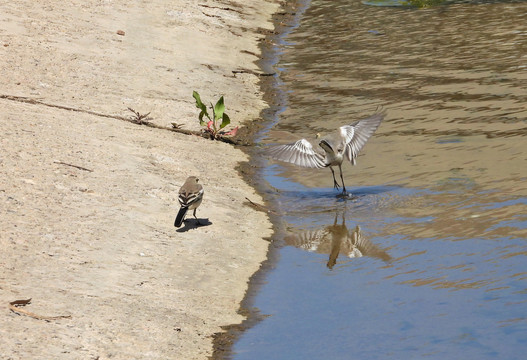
[0, 1, 278, 358]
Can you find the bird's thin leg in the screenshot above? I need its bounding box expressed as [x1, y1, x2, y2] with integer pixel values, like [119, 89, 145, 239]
[193, 209, 203, 225]
[330, 167, 340, 190]
[338, 164, 347, 194]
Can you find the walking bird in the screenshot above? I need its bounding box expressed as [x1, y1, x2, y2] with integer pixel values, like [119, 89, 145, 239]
[174, 176, 204, 227]
[267, 111, 385, 193]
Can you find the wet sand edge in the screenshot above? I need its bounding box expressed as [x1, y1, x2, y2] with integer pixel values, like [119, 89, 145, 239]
[211, 1, 306, 357]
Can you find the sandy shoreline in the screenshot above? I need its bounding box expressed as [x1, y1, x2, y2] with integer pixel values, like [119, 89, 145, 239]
[0, 1, 280, 359]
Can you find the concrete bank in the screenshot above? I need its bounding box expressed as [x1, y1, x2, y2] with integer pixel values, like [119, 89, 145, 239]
[0, 1, 279, 359]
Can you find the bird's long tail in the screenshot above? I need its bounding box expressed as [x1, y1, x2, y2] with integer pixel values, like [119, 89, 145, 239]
[174, 206, 189, 227]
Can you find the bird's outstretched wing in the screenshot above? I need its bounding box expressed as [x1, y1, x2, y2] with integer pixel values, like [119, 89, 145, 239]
[348, 225, 392, 262]
[284, 228, 331, 252]
[267, 139, 326, 169]
[343, 111, 385, 165]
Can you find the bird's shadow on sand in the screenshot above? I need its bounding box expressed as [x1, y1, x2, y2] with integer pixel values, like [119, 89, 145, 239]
[175, 218, 212, 232]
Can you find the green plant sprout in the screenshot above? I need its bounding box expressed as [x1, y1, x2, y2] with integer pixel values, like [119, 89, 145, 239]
[192, 91, 238, 139]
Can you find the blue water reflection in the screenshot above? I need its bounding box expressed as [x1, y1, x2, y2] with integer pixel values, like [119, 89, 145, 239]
[231, 0, 527, 358]
[232, 168, 527, 359]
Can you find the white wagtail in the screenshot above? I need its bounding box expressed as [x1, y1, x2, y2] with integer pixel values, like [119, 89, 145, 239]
[174, 176, 204, 227]
[267, 111, 385, 193]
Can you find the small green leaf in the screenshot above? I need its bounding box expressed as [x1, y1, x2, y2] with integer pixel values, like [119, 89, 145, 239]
[193, 91, 210, 124]
[220, 113, 230, 129]
[214, 96, 225, 122]
[192, 91, 206, 111]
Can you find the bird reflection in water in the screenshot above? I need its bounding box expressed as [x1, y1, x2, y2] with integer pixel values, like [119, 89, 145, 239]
[284, 213, 391, 269]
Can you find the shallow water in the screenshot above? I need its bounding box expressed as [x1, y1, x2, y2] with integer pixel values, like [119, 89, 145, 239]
[232, 0, 527, 359]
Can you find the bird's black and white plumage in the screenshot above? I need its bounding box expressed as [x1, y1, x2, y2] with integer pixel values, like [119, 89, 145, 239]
[267, 111, 385, 193]
[174, 176, 204, 227]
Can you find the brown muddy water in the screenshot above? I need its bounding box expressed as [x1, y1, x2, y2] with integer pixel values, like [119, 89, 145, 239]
[229, 0, 527, 359]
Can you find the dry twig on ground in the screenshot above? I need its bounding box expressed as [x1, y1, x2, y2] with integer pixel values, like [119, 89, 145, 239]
[9, 299, 72, 321]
